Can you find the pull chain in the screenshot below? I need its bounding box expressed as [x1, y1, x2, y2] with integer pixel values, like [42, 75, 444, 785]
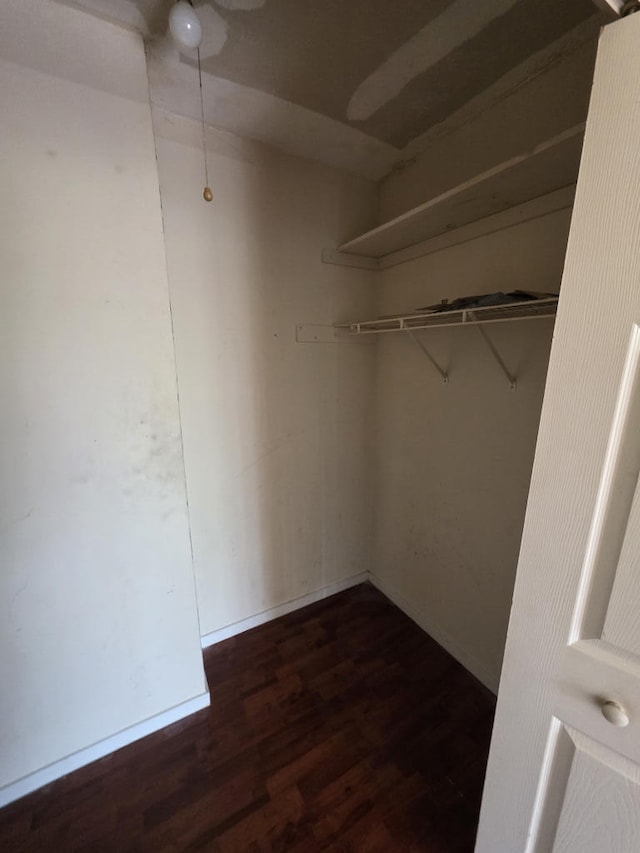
[197, 47, 212, 202]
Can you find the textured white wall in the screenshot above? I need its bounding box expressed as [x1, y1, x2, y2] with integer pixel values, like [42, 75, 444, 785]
[152, 109, 378, 637]
[372, 209, 572, 691]
[369, 27, 596, 692]
[0, 2, 206, 796]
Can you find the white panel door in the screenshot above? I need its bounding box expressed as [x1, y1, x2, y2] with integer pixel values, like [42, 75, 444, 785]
[476, 12, 640, 852]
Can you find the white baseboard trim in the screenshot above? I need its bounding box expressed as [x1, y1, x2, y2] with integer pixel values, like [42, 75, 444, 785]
[367, 571, 500, 694]
[200, 572, 369, 648]
[1, 570, 497, 808]
[0, 690, 210, 809]
[199, 572, 500, 694]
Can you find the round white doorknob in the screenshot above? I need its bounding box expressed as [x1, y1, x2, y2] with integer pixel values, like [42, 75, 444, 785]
[601, 700, 629, 727]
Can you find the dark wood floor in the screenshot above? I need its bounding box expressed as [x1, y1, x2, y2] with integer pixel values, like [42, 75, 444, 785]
[1, 584, 495, 852]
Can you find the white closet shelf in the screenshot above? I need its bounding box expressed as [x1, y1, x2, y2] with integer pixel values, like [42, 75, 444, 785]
[337, 125, 584, 260]
[335, 296, 559, 335]
[336, 296, 558, 390]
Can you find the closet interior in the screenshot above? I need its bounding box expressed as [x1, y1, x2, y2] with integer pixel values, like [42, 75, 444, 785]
[0, 0, 610, 808]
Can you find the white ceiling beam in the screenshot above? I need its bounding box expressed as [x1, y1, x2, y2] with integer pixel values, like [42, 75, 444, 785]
[53, 0, 150, 36]
[592, 0, 625, 18]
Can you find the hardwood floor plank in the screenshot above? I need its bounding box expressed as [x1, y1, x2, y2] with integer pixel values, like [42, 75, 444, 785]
[0, 584, 495, 851]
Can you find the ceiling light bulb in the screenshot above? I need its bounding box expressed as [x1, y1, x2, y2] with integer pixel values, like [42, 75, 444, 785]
[169, 1, 202, 50]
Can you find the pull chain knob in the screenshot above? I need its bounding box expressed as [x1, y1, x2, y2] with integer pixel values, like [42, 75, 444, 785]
[601, 700, 630, 728]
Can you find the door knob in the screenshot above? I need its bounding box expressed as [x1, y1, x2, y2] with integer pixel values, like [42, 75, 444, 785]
[601, 700, 629, 728]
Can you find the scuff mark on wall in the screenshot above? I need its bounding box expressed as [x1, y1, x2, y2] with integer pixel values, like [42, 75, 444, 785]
[9, 580, 30, 624]
[0, 508, 34, 535]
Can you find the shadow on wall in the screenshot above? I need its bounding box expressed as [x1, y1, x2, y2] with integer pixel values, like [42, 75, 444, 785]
[153, 109, 377, 639]
[371, 208, 570, 689]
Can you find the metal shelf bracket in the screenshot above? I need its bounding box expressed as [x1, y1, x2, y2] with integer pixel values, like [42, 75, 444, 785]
[335, 297, 557, 389]
[473, 321, 517, 390]
[407, 330, 449, 384]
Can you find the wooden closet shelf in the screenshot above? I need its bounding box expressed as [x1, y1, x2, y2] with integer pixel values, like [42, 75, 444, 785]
[337, 126, 584, 261]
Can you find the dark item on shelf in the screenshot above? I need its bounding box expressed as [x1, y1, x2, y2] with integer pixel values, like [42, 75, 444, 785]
[416, 290, 556, 314]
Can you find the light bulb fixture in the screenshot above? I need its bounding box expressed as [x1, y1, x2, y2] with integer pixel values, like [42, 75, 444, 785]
[169, 1, 202, 50]
[168, 2, 212, 202]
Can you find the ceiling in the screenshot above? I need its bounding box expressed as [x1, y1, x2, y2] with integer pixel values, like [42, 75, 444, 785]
[58, 0, 606, 178]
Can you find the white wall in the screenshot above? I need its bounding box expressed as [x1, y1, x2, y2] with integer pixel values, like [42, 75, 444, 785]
[369, 28, 597, 692]
[372, 211, 570, 691]
[0, 1, 207, 802]
[151, 109, 378, 638]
